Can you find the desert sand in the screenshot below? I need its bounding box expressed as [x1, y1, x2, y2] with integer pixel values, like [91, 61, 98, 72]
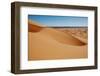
[28, 20, 88, 60]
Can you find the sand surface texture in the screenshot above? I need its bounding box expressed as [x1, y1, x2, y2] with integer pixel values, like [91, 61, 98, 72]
[28, 20, 88, 60]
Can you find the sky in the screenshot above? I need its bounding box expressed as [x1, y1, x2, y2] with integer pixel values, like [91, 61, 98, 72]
[28, 15, 88, 27]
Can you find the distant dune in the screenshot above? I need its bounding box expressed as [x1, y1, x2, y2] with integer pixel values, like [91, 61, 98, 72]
[28, 20, 43, 32]
[28, 20, 88, 60]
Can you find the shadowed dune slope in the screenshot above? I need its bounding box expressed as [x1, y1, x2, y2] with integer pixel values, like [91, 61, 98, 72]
[28, 20, 43, 32]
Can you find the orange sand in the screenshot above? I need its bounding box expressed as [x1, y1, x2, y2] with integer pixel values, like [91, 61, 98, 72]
[28, 20, 88, 60]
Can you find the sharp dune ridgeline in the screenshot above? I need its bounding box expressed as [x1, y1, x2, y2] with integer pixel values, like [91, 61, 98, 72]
[28, 20, 88, 60]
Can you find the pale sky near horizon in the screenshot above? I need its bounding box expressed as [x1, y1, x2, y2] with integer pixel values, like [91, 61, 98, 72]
[28, 15, 88, 27]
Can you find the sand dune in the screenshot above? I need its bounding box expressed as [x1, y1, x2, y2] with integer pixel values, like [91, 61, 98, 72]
[28, 20, 43, 32]
[28, 20, 88, 60]
[39, 28, 86, 46]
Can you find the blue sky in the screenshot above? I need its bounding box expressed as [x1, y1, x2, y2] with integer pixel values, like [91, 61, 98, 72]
[28, 15, 88, 27]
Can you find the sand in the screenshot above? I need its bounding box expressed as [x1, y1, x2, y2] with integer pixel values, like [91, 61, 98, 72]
[28, 20, 88, 60]
[58, 28, 88, 43]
